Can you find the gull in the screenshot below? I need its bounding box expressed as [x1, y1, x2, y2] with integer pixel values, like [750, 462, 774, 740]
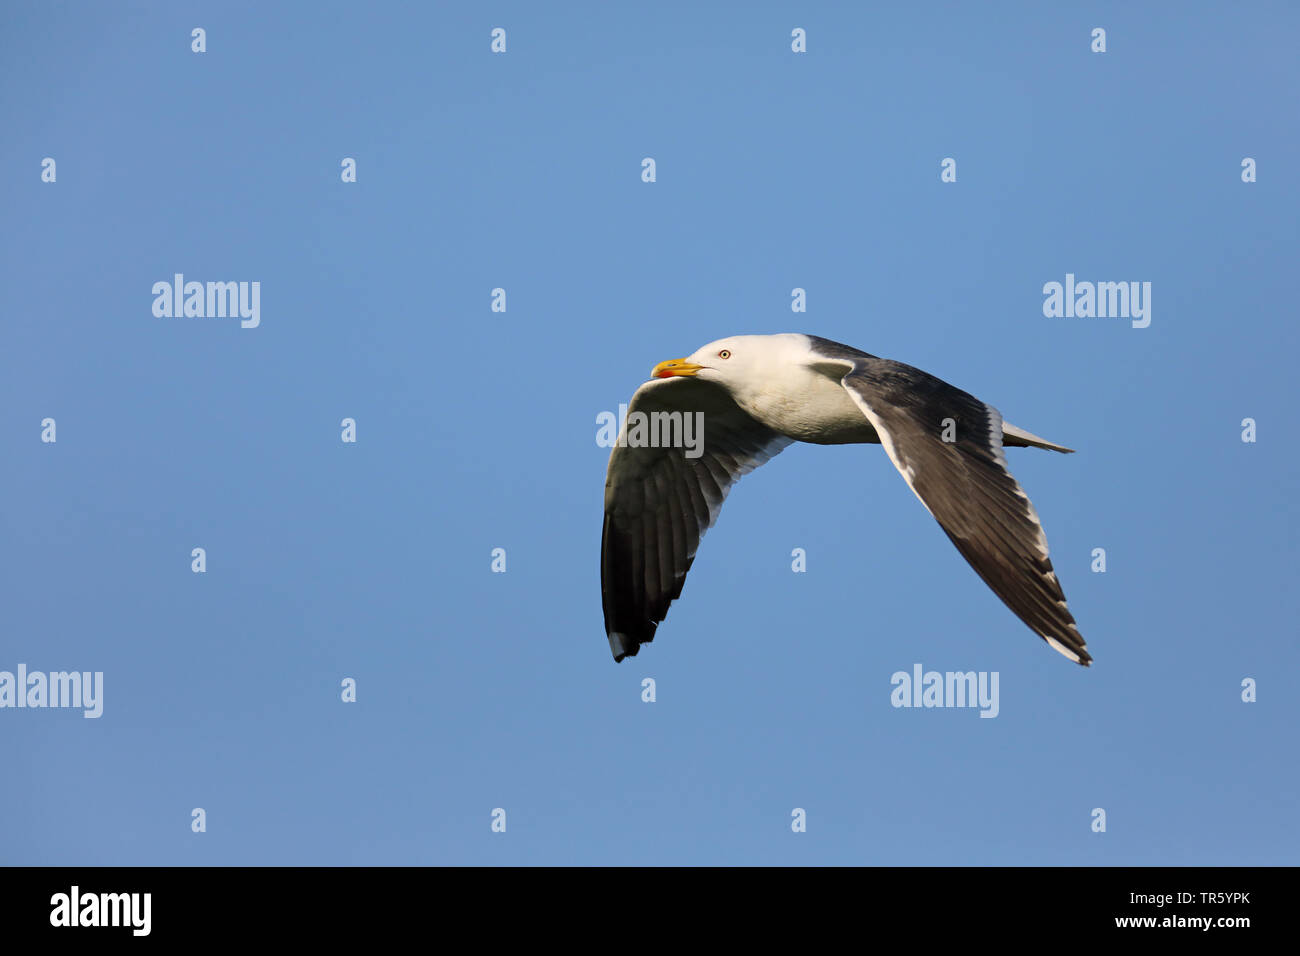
[601, 334, 1090, 665]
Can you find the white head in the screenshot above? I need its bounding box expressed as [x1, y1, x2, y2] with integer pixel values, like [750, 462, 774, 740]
[648, 333, 861, 439]
[650, 334, 810, 389]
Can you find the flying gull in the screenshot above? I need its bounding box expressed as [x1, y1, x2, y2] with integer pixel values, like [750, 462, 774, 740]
[601, 334, 1090, 665]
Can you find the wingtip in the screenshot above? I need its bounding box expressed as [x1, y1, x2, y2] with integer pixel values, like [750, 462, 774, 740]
[1045, 634, 1092, 666]
[607, 631, 637, 663]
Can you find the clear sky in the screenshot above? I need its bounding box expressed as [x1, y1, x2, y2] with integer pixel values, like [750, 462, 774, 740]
[2, 2, 1297, 865]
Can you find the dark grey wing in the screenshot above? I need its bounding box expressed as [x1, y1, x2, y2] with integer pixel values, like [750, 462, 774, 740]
[602, 376, 793, 661]
[840, 358, 1090, 665]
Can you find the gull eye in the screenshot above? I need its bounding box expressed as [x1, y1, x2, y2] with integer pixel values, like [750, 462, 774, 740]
[718, 349, 731, 359]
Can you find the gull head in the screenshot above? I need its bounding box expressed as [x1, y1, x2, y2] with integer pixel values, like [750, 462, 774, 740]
[651, 334, 803, 387]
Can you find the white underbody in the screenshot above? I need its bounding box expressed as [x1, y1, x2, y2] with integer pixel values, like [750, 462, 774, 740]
[733, 361, 880, 444]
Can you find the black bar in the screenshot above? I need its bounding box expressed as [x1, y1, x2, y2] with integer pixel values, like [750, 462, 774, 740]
[0, 866, 1277, 941]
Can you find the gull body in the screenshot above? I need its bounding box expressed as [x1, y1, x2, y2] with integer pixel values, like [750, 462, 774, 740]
[601, 333, 1087, 666]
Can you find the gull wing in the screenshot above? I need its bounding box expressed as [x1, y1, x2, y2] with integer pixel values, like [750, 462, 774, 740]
[838, 357, 1090, 664]
[601, 376, 793, 661]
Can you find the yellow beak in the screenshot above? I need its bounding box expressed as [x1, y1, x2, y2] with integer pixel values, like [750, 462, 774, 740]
[652, 358, 703, 379]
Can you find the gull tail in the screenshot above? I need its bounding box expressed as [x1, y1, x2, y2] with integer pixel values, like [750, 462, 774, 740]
[1001, 422, 1075, 454]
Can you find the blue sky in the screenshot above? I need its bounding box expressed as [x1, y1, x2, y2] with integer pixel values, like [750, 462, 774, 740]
[2, 1, 1297, 865]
